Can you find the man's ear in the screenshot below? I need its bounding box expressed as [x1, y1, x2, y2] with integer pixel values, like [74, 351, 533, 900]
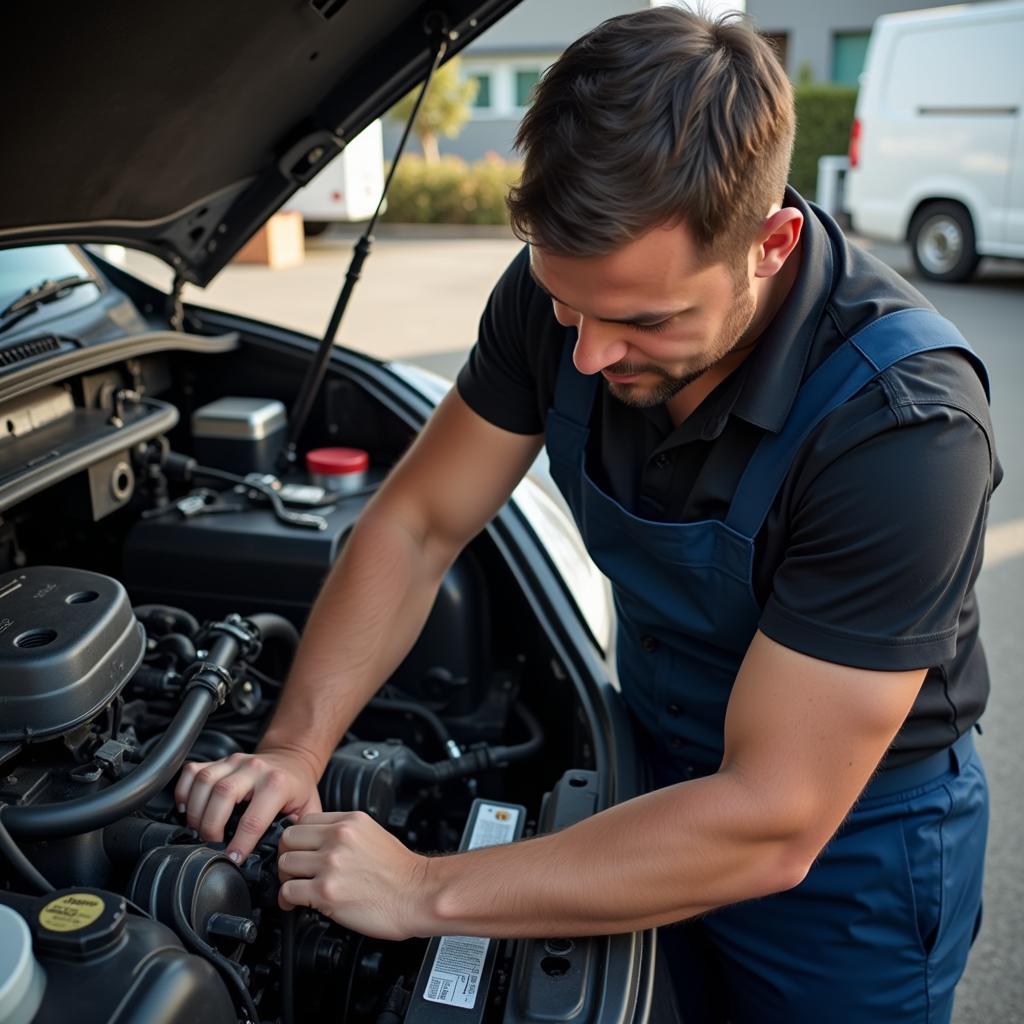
[753, 207, 803, 279]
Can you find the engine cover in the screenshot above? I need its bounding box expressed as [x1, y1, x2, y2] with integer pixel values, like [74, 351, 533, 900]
[0, 566, 145, 742]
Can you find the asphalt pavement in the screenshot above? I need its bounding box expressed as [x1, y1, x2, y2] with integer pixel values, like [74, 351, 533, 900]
[177, 229, 1024, 1023]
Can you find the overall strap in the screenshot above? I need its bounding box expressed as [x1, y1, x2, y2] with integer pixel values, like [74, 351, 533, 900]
[724, 308, 985, 539]
[551, 328, 600, 427]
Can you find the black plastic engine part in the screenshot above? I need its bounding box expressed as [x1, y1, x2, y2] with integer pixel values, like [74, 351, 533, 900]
[503, 771, 601, 1024]
[103, 817, 195, 866]
[0, 566, 145, 743]
[321, 706, 545, 826]
[3, 626, 250, 840]
[321, 740, 423, 826]
[405, 799, 526, 1024]
[0, 888, 237, 1024]
[127, 844, 254, 951]
[121, 491, 492, 714]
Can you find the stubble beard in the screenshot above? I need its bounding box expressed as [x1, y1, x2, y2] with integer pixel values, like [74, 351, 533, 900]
[606, 284, 757, 410]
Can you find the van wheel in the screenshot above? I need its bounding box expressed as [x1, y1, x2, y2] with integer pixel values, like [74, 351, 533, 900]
[303, 220, 330, 238]
[909, 203, 980, 283]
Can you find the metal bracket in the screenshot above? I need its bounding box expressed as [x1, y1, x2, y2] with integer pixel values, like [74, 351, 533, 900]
[168, 274, 185, 332]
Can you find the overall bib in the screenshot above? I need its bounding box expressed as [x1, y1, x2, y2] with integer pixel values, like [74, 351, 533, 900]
[544, 308, 990, 1024]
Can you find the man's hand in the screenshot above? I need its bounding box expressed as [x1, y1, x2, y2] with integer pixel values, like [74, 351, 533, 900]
[175, 748, 323, 862]
[277, 811, 431, 940]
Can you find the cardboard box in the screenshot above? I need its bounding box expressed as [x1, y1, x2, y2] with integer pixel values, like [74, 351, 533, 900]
[234, 211, 305, 269]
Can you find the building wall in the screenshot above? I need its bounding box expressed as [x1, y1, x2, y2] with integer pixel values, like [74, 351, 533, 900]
[746, 0, 981, 83]
[469, 0, 650, 51]
[383, 0, 651, 161]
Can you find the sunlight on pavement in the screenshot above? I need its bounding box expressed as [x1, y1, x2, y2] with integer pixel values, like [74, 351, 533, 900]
[984, 518, 1024, 570]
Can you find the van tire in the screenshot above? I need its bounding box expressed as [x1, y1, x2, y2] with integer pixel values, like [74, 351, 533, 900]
[303, 220, 330, 238]
[909, 202, 980, 283]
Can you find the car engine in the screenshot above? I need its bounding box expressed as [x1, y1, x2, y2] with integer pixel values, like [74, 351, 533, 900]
[0, 316, 619, 1024]
[0, 553, 596, 1024]
[0, 503, 602, 1024]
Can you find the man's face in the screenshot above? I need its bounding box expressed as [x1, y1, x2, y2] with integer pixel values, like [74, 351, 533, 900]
[530, 222, 758, 408]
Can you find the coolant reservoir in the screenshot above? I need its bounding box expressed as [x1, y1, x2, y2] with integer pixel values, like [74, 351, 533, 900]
[0, 904, 46, 1024]
[305, 446, 369, 494]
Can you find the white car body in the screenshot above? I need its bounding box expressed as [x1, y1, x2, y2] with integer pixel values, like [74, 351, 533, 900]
[845, 1, 1024, 274]
[284, 120, 385, 225]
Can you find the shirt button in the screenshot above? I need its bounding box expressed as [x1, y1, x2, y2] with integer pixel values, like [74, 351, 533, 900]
[653, 453, 670, 470]
[684, 764, 696, 777]
[641, 634, 660, 653]
[670, 738, 683, 749]
[666, 704, 681, 718]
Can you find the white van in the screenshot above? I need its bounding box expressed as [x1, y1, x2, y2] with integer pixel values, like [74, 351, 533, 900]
[845, 1, 1024, 282]
[284, 120, 385, 235]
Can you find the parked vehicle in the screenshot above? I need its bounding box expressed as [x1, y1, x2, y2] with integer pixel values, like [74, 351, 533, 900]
[0, 4, 652, 1024]
[845, 0, 1024, 282]
[283, 120, 386, 236]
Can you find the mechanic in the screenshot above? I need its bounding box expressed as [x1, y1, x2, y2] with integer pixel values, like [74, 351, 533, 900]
[175, 8, 998, 1022]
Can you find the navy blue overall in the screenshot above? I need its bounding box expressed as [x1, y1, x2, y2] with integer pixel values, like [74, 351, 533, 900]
[544, 308, 990, 1023]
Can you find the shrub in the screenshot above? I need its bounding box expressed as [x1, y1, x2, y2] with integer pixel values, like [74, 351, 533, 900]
[382, 155, 522, 225]
[382, 88, 857, 223]
[791, 84, 858, 200]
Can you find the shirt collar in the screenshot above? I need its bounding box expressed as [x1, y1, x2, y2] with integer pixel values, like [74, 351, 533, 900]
[729, 186, 836, 434]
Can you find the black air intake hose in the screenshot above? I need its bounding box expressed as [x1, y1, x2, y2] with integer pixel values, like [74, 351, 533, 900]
[245, 613, 299, 656]
[4, 632, 242, 840]
[134, 604, 201, 638]
[320, 702, 545, 816]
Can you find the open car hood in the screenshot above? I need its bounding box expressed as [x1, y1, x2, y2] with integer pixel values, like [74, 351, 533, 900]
[0, 0, 521, 287]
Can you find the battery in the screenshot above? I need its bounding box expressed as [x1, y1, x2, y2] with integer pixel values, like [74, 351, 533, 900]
[405, 799, 526, 1024]
[191, 396, 287, 475]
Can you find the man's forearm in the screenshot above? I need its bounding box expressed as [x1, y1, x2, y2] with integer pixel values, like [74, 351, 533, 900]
[258, 506, 454, 774]
[416, 771, 811, 938]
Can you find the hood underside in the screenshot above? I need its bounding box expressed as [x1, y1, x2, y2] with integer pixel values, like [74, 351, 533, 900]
[1, 0, 521, 286]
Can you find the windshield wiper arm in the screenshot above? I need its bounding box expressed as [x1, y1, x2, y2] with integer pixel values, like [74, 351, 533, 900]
[0, 275, 97, 335]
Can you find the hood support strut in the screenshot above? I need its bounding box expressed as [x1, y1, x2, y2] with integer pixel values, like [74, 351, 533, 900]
[280, 13, 454, 470]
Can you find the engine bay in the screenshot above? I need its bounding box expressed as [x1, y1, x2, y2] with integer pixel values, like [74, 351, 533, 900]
[0, 339, 613, 1024]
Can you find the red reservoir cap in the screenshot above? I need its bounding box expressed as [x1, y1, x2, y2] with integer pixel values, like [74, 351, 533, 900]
[305, 447, 370, 476]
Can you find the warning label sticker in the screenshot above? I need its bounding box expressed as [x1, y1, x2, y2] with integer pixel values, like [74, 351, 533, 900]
[422, 803, 521, 1010]
[466, 804, 520, 850]
[38, 893, 105, 932]
[424, 935, 491, 1009]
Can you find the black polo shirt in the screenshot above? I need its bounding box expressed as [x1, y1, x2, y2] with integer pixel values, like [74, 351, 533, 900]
[456, 188, 1000, 766]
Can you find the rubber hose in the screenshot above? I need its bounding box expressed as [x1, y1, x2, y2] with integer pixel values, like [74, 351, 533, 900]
[246, 612, 300, 655]
[134, 604, 201, 638]
[154, 632, 198, 664]
[187, 729, 244, 763]
[490, 702, 544, 764]
[3, 633, 239, 840]
[366, 697, 456, 754]
[0, 807, 55, 893]
[3, 689, 215, 840]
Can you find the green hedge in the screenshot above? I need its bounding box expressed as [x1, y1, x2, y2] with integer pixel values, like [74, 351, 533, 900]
[382, 155, 522, 225]
[383, 87, 857, 224]
[791, 84, 858, 200]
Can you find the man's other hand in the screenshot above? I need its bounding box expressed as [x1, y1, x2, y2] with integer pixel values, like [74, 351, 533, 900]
[277, 811, 431, 940]
[174, 748, 323, 862]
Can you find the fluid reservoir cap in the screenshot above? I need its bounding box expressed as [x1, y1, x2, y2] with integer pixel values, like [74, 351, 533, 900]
[305, 447, 369, 475]
[0, 905, 46, 1024]
[32, 889, 126, 962]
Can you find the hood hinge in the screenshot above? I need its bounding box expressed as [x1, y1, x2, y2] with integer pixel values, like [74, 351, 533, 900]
[167, 274, 185, 332]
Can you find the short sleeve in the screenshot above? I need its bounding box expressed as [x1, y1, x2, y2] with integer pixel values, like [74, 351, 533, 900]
[456, 246, 544, 435]
[759, 404, 994, 671]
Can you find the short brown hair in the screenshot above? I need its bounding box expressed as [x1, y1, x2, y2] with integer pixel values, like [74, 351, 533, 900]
[506, 6, 794, 264]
